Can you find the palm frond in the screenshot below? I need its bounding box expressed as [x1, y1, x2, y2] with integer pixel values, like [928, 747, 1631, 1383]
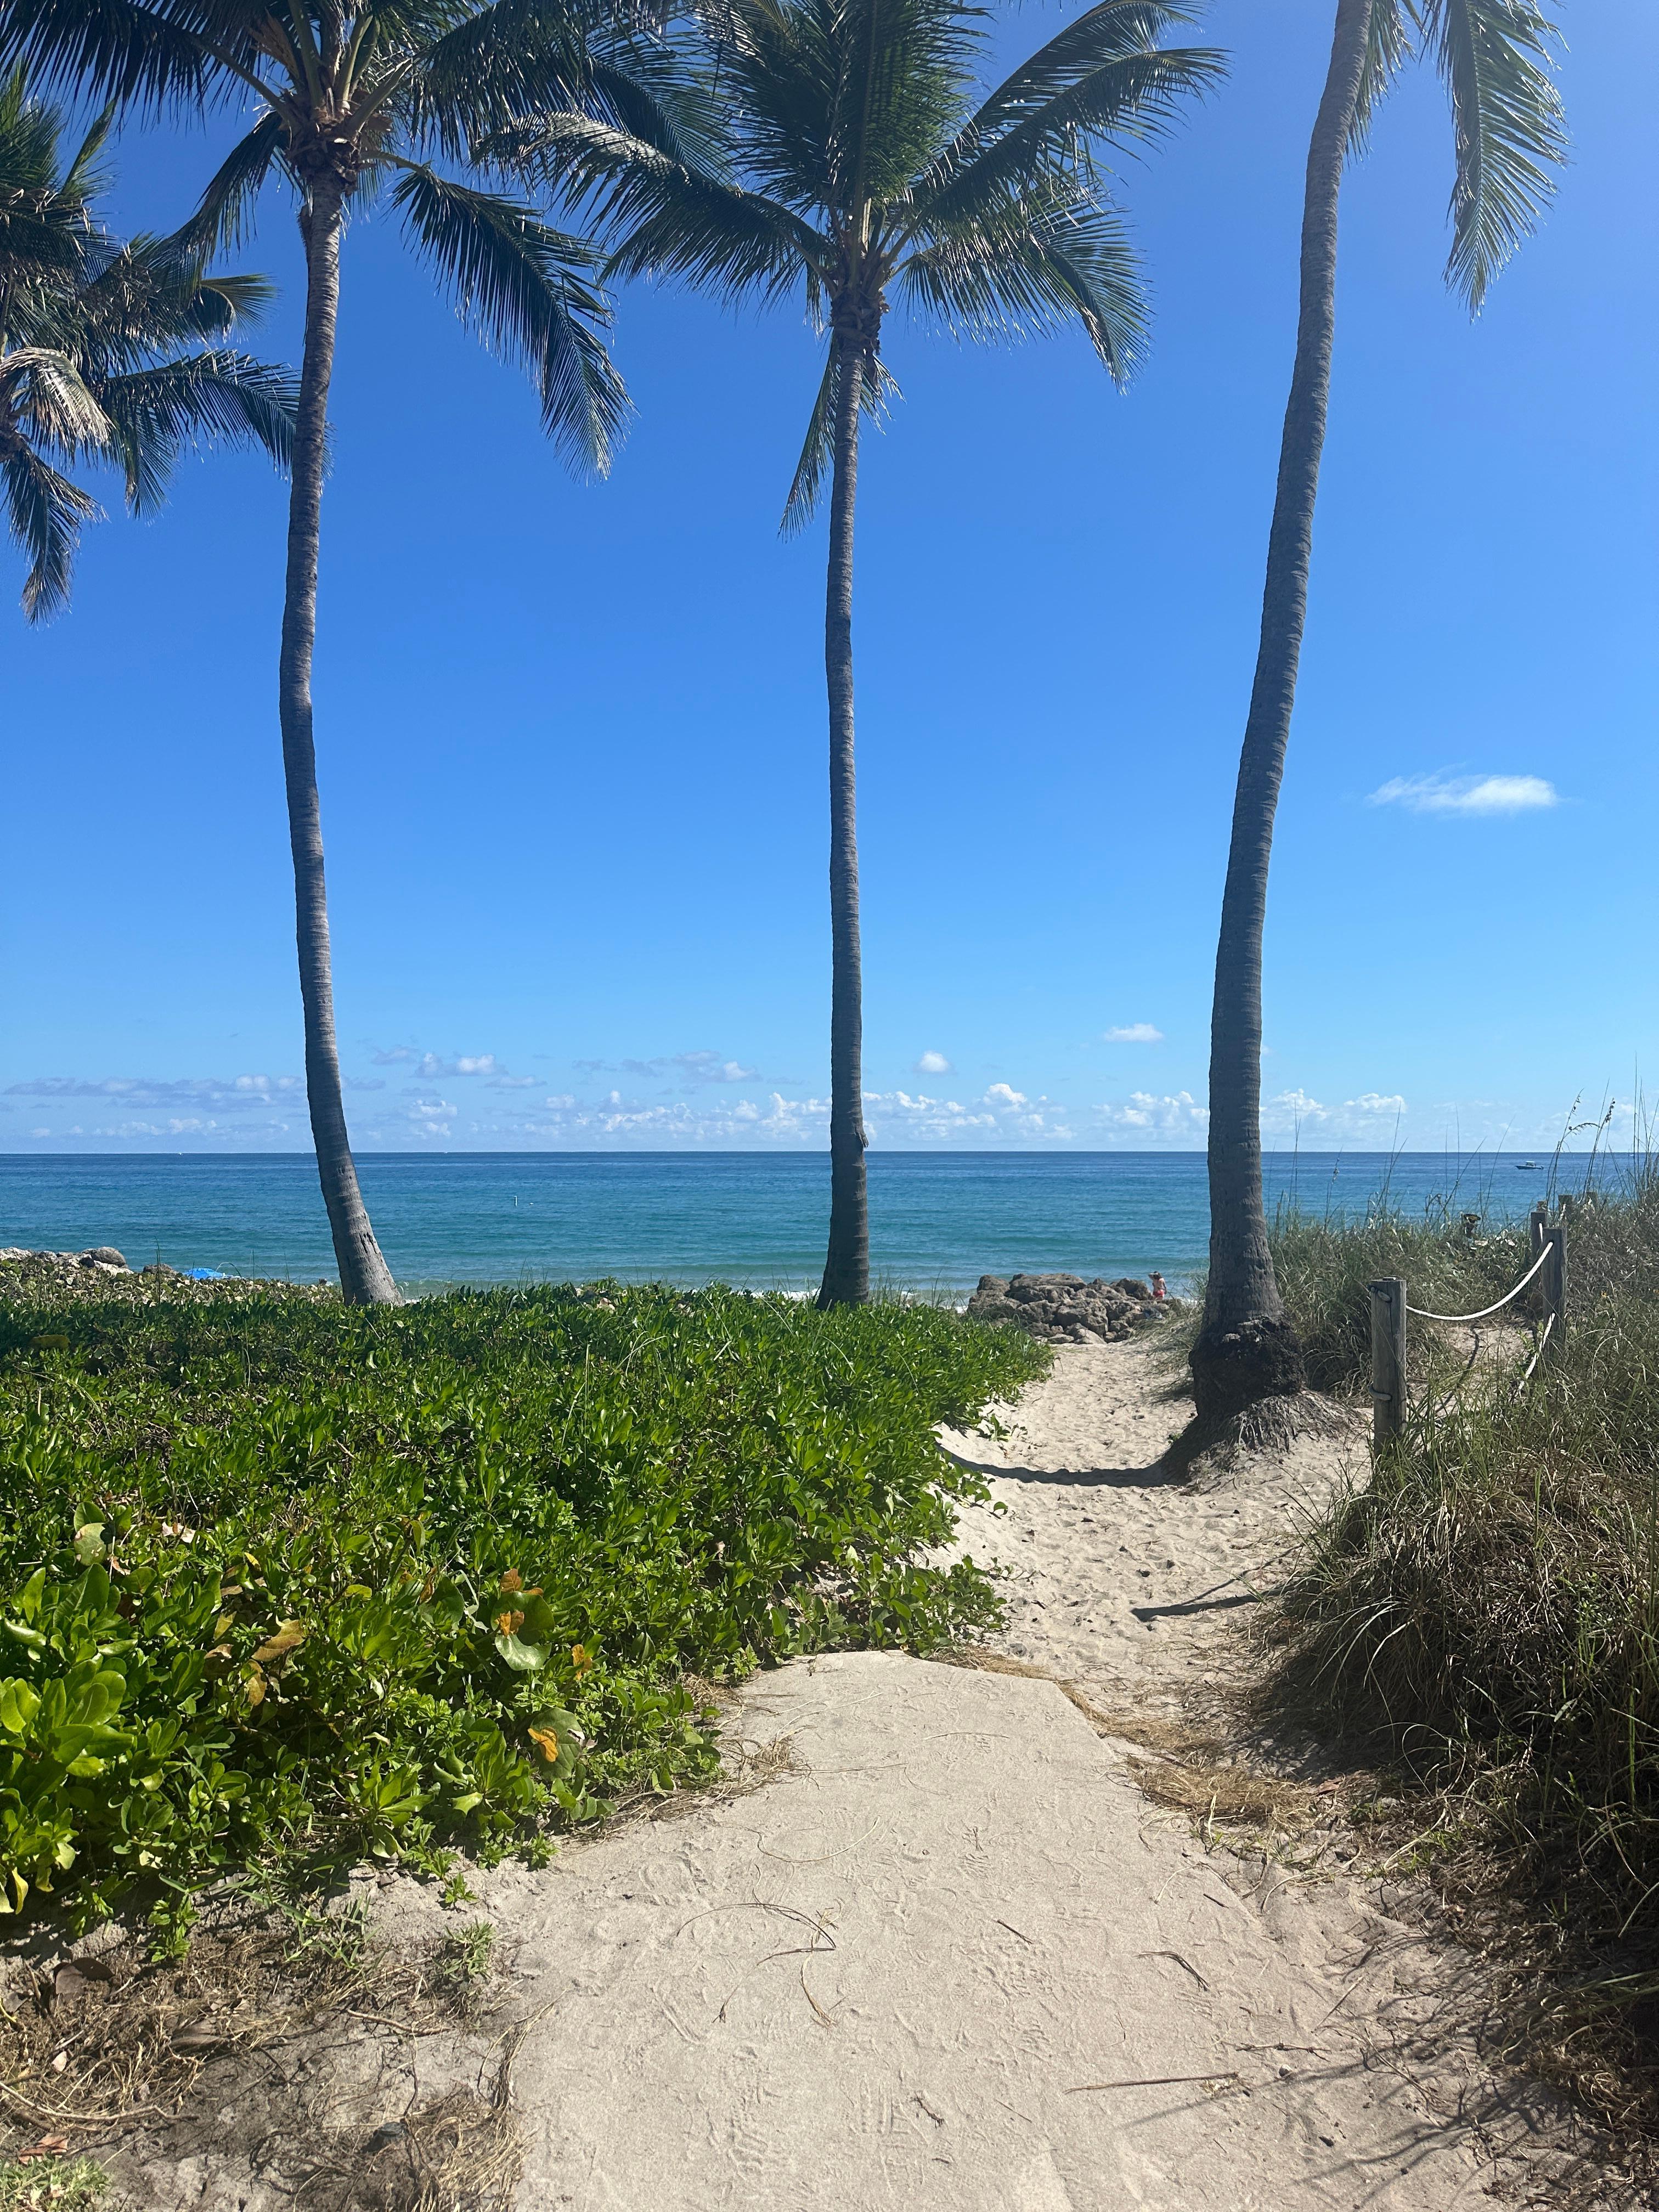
[0, 341, 112, 447]
[821, 0, 980, 215]
[415, 0, 592, 157]
[497, 109, 817, 304]
[61, 98, 116, 199]
[585, 35, 731, 178]
[390, 160, 629, 471]
[71, 235, 275, 372]
[951, 0, 1208, 131]
[1026, 197, 1149, 382]
[699, 0, 843, 210]
[0, 63, 61, 191]
[0, 66, 95, 289]
[1412, 0, 1566, 310]
[94, 347, 297, 511]
[0, 200, 88, 286]
[1, 435, 98, 618]
[1350, 0, 1412, 155]
[902, 184, 1149, 383]
[914, 0, 1222, 217]
[163, 111, 285, 259]
[780, 341, 899, 535]
[915, 38, 1224, 235]
[0, 0, 216, 116]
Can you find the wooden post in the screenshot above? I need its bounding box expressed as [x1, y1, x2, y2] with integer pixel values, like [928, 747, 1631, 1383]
[1542, 1215, 1566, 1365]
[1369, 1278, 1407, 1449]
[1530, 1199, 1548, 1259]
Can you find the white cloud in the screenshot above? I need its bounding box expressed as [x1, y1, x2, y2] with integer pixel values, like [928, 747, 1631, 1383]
[1262, 1088, 1408, 1138]
[371, 1047, 507, 1078]
[518, 1091, 829, 1146]
[494, 1079, 1077, 1149]
[915, 1050, 952, 1075]
[577, 1049, 761, 1086]
[1097, 1090, 1209, 1135]
[1103, 1023, 1164, 1044]
[4, 1075, 299, 1110]
[1266, 1087, 1326, 1123]
[863, 1085, 1076, 1143]
[1368, 772, 1558, 817]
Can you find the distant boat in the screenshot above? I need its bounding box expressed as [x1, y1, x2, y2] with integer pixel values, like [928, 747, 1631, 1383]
[1515, 1160, 1538, 1170]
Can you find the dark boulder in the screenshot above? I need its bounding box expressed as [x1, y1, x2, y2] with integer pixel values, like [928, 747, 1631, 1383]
[966, 1270, 1165, 1345]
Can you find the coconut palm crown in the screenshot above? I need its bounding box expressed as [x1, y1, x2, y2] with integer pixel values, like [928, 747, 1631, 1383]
[1, 67, 295, 618]
[0, 0, 654, 1301]
[498, 0, 1224, 1304]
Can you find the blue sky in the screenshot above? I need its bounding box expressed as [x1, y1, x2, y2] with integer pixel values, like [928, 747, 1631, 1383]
[4, 0, 1654, 1155]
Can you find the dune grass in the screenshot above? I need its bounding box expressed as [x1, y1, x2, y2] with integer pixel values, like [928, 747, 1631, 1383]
[0, 1276, 1045, 1936]
[1267, 1197, 1529, 1395]
[1268, 1157, 1659, 2087]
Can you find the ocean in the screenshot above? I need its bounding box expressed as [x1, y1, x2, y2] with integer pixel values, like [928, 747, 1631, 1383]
[0, 1150, 1578, 1297]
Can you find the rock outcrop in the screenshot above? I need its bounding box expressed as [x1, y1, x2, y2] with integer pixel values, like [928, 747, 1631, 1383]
[0, 1245, 131, 1279]
[966, 1271, 1167, 1345]
[0, 1250, 334, 1301]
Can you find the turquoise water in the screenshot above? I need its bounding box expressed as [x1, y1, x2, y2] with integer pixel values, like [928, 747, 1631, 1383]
[0, 1150, 1575, 1296]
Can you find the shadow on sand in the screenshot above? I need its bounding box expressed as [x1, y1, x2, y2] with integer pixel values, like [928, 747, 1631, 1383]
[938, 1443, 1186, 1493]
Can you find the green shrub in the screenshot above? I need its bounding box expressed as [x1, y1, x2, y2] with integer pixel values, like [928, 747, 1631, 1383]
[0, 1282, 1043, 1929]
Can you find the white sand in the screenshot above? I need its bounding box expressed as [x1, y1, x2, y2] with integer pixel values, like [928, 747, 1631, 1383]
[934, 1335, 1365, 1713]
[447, 1649, 1514, 2210]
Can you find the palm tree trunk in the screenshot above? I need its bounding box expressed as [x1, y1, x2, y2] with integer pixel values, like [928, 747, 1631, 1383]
[280, 180, 398, 1305]
[817, 332, 870, 1308]
[1191, 0, 1373, 1426]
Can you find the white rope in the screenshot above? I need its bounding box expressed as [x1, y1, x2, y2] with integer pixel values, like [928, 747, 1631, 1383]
[1404, 1238, 1553, 1324]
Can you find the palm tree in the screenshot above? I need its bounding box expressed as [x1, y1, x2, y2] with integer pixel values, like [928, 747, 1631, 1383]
[497, 0, 1222, 1305]
[1191, 0, 1566, 1429]
[1, 0, 634, 1301]
[1, 67, 295, 617]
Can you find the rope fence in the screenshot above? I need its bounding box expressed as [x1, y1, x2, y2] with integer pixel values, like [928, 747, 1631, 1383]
[1369, 1198, 1568, 1449]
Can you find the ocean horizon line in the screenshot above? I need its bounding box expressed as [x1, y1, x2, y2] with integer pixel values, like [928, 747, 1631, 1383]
[0, 1146, 1616, 1163]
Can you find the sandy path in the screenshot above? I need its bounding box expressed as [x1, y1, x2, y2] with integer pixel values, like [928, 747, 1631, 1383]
[430, 1651, 1505, 2211]
[934, 1336, 1365, 1715]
